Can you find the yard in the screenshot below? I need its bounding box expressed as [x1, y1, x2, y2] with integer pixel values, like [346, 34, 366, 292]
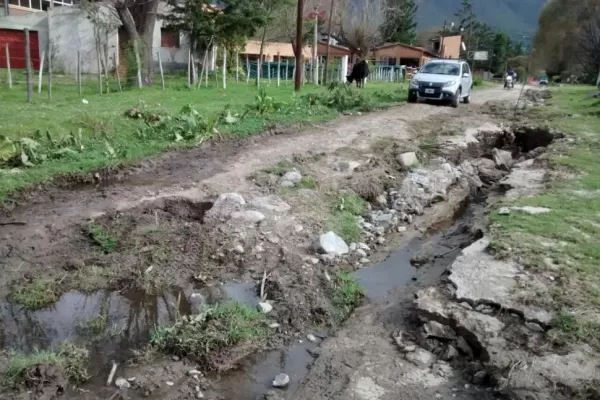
[0, 71, 408, 201]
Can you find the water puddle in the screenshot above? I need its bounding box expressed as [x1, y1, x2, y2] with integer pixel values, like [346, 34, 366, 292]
[214, 340, 316, 400]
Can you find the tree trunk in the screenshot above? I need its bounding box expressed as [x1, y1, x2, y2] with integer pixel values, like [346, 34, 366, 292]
[256, 25, 267, 86]
[139, 0, 159, 85]
[323, 0, 335, 84]
[116, 5, 142, 88]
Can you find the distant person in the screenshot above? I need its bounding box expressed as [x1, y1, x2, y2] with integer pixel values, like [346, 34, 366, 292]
[507, 69, 516, 82]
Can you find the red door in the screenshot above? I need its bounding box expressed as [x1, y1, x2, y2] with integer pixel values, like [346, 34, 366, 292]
[0, 28, 40, 70]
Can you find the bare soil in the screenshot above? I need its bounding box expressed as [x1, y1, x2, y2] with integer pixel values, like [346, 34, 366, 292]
[0, 86, 527, 400]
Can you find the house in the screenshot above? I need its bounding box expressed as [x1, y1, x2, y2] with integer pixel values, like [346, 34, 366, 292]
[370, 43, 438, 68]
[428, 34, 462, 59]
[0, 0, 196, 74]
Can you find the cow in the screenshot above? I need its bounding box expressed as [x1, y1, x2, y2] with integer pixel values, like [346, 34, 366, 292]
[346, 60, 369, 88]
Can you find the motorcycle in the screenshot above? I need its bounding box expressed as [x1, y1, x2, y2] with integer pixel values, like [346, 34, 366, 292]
[504, 75, 514, 90]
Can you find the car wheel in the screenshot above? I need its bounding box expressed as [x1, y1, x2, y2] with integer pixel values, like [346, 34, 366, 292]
[408, 92, 417, 103]
[451, 89, 461, 108]
[463, 91, 471, 104]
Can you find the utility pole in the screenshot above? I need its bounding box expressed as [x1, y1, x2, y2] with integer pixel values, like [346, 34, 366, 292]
[323, 0, 335, 85]
[312, 6, 319, 85]
[294, 0, 304, 91]
[466, 10, 474, 65]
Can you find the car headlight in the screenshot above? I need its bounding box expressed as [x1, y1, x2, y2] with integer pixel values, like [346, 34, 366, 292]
[443, 80, 457, 88]
[410, 78, 419, 87]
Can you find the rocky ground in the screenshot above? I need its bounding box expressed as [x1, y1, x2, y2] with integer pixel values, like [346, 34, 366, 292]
[1, 86, 588, 400]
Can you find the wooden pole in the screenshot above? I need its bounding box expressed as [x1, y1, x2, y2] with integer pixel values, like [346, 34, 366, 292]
[198, 47, 208, 89]
[5, 44, 12, 89]
[267, 59, 271, 85]
[222, 45, 226, 89]
[77, 51, 82, 96]
[37, 51, 45, 94]
[187, 48, 191, 86]
[114, 53, 122, 93]
[285, 59, 289, 85]
[294, 0, 304, 91]
[246, 55, 250, 85]
[156, 51, 164, 91]
[24, 29, 32, 102]
[47, 0, 53, 99]
[191, 53, 196, 85]
[235, 50, 239, 84]
[276, 52, 280, 87]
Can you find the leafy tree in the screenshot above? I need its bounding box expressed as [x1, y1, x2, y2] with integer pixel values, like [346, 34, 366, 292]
[490, 31, 509, 74]
[454, 0, 476, 33]
[381, 0, 418, 44]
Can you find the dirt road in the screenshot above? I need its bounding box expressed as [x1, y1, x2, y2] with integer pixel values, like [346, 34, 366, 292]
[0, 86, 519, 287]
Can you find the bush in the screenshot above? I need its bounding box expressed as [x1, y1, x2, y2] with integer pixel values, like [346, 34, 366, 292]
[473, 76, 484, 87]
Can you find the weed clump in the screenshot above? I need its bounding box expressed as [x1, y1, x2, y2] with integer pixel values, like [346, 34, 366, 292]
[332, 270, 364, 320]
[10, 279, 61, 310]
[326, 193, 366, 243]
[3, 344, 90, 388]
[150, 303, 269, 369]
[87, 223, 118, 253]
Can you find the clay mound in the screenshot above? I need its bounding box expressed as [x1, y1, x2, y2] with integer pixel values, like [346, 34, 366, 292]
[21, 363, 67, 400]
[523, 89, 552, 104]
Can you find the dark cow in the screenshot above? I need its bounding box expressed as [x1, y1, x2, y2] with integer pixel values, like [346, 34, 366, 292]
[346, 60, 369, 88]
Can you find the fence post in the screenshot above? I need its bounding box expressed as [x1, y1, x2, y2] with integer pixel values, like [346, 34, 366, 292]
[37, 51, 45, 94]
[267, 59, 271, 85]
[24, 29, 33, 102]
[187, 48, 191, 86]
[246, 55, 250, 85]
[285, 59, 289, 85]
[222, 45, 226, 89]
[114, 53, 122, 93]
[5, 44, 12, 89]
[77, 51, 82, 96]
[156, 51, 164, 91]
[235, 50, 239, 84]
[276, 52, 280, 87]
[47, 44, 52, 99]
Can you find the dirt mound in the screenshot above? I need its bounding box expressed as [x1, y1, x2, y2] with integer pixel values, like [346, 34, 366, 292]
[523, 89, 552, 104]
[19, 363, 67, 400]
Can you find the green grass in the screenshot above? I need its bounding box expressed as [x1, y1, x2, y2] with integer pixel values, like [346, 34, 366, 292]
[489, 85, 600, 349]
[3, 344, 90, 387]
[326, 193, 366, 243]
[87, 223, 118, 253]
[297, 176, 317, 189]
[150, 302, 269, 369]
[332, 269, 364, 320]
[10, 278, 61, 310]
[0, 71, 407, 201]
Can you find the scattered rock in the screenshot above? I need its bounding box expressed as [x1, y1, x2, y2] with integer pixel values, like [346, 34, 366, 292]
[268, 322, 280, 329]
[166, 381, 174, 386]
[115, 377, 131, 389]
[172, 355, 180, 361]
[230, 210, 266, 224]
[456, 336, 474, 359]
[280, 180, 295, 188]
[424, 321, 457, 340]
[306, 334, 317, 343]
[472, 370, 487, 385]
[525, 321, 545, 332]
[281, 171, 302, 184]
[498, 207, 511, 215]
[376, 237, 385, 245]
[233, 245, 245, 254]
[397, 226, 407, 233]
[258, 302, 273, 314]
[511, 206, 551, 214]
[355, 249, 367, 258]
[188, 370, 202, 377]
[398, 152, 419, 168]
[359, 257, 370, 264]
[272, 373, 290, 388]
[375, 194, 387, 206]
[358, 243, 370, 251]
[349, 242, 357, 251]
[443, 345, 459, 360]
[314, 231, 349, 256]
[432, 362, 454, 378]
[249, 196, 292, 213]
[405, 348, 436, 369]
[492, 148, 513, 171]
[206, 192, 246, 221]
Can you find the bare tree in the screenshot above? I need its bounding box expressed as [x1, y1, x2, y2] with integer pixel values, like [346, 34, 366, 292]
[576, 2, 600, 82]
[337, 0, 387, 56]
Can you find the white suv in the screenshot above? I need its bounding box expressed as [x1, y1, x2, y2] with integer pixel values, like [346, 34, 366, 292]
[408, 59, 473, 108]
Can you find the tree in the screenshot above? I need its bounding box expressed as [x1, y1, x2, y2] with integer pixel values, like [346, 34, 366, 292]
[337, 0, 387, 56]
[381, 0, 418, 44]
[454, 0, 477, 58]
[575, 2, 600, 81]
[490, 31, 509, 74]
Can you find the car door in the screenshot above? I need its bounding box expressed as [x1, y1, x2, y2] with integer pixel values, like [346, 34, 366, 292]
[461, 63, 472, 96]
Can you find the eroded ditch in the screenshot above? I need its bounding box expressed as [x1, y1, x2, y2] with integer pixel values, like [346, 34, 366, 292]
[0, 108, 566, 399]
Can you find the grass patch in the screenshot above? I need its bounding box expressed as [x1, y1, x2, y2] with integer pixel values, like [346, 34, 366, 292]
[298, 176, 317, 189]
[10, 279, 61, 310]
[262, 159, 297, 176]
[150, 302, 269, 369]
[332, 270, 364, 320]
[87, 223, 118, 253]
[3, 344, 90, 388]
[489, 85, 600, 349]
[325, 193, 366, 243]
[0, 73, 407, 202]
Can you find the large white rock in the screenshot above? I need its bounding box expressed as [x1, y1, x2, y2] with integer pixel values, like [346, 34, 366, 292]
[249, 195, 291, 213]
[281, 170, 302, 184]
[272, 373, 290, 388]
[230, 210, 265, 224]
[314, 231, 349, 256]
[398, 152, 419, 168]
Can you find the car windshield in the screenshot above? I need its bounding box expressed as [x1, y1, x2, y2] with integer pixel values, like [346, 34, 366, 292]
[420, 63, 460, 76]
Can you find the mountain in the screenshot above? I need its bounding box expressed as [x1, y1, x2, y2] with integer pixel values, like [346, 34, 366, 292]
[415, 0, 547, 40]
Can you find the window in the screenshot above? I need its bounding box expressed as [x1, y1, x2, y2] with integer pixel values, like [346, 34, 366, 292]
[387, 57, 397, 66]
[462, 63, 471, 74]
[161, 29, 180, 48]
[420, 62, 460, 76]
[379, 56, 388, 65]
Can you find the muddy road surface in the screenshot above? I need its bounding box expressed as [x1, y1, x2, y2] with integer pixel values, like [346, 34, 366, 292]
[0, 86, 536, 400]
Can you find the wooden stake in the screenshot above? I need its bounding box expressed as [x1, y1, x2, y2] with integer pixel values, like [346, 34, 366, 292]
[157, 51, 164, 91]
[106, 361, 118, 386]
[246, 55, 250, 85]
[114, 53, 122, 93]
[5, 44, 12, 89]
[267, 59, 271, 85]
[24, 29, 32, 102]
[285, 59, 289, 85]
[47, 45, 52, 99]
[37, 51, 45, 94]
[222, 46, 226, 89]
[77, 51, 82, 96]
[235, 50, 239, 84]
[187, 48, 191, 86]
[276, 52, 280, 87]
[198, 47, 208, 89]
